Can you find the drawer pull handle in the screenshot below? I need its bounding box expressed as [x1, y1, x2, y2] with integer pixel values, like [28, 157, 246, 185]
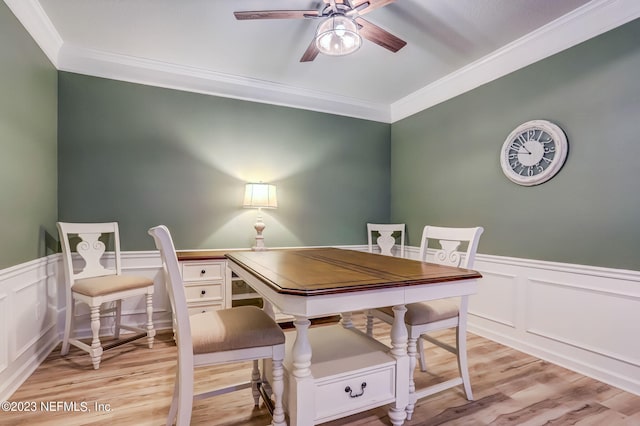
[200, 269, 206, 275]
[201, 290, 206, 295]
[344, 382, 366, 398]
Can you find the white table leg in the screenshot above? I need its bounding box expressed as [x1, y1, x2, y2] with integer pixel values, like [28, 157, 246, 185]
[290, 316, 315, 426]
[388, 305, 409, 426]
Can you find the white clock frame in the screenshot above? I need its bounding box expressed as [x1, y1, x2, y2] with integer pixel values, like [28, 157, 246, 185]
[500, 119, 568, 186]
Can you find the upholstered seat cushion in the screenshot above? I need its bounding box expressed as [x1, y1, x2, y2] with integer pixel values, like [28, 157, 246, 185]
[72, 274, 153, 297]
[378, 298, 459, 326]
[190, 306, 285, 354]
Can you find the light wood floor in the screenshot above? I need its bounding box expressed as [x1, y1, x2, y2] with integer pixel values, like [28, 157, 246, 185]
[5, 313, 640, 425]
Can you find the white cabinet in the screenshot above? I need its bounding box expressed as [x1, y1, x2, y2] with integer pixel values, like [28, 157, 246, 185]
[266, 324, 396, 424]
[177, 251, 234, 313]
[177, 250, 293, 322]
[176, 250, 265, 314]
[179, 257, 229, 314]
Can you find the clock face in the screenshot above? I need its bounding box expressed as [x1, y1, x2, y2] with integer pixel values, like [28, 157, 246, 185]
[500, 120, 568, 186]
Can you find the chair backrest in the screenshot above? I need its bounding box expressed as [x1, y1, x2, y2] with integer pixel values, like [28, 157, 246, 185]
[148, 225, 193, 352]
[57, 222, 122, 287]
[367, 223, 405, 257]
[418, 226, 484, 269]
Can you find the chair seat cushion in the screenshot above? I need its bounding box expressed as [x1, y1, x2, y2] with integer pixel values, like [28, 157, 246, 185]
[73, 274, 153, 297]
[190, 306, 285, 355]
[378, 298, 459, 325]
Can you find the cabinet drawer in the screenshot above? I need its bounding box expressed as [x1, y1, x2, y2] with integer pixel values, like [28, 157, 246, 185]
[184, 284, 223, 302]
[187, 303, 224, 316]
[182, 262, 223, 282]
[315, 366, 395, 422]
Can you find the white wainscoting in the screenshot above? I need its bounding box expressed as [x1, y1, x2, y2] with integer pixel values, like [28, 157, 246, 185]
[0, 251, 172, 401]
[433, 250, 639, 396]
[1, 247, 639, 401]
[0, 255, 59, 400]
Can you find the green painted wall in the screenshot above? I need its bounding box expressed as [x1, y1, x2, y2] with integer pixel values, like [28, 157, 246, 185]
[391, 19, 640, 270]
[0, 3, 58, 269]
[58, 73, 391, 251]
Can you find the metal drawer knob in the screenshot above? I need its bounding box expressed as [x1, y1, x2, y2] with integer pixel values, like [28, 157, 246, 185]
[345, 382, 366, 398]
[200, 269, 206, 274]
[201, 290, 206, 295]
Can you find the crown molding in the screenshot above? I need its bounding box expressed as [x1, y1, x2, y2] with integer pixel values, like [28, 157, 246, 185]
[56, 45, 392, 123]
[390, 0, 640, 122]
[4, 0, 62, 67]
[6, 0, 639, 123]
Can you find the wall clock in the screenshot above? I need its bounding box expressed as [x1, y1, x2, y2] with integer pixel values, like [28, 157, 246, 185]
[500, 120, 568, 186]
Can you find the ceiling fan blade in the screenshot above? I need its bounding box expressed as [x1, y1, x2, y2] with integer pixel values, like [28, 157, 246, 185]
[356, 17, 406, 52]
[300, 40, 320, 62]
[353, 0, 396, 16]
[234, 10, 320, 20]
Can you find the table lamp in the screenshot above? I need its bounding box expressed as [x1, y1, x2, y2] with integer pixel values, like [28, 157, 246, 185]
[243, 183, 277, 251]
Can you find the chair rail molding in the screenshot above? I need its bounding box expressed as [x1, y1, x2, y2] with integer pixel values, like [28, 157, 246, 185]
[1, 245, 638, 401]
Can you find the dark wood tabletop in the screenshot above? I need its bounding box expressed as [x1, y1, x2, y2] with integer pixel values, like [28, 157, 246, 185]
[226, 247, 481, 296]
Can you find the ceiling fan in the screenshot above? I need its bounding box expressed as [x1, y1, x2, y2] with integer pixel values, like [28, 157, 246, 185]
[234, 0, 406, 62]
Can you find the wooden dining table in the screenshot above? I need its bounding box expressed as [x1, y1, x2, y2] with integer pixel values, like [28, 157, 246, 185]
[226, 247, 481, 426]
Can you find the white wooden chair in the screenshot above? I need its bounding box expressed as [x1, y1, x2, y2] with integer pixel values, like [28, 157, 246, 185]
[148, 225, 286, 426]
[365, 223, 406, 335]
[369, 225, 483, 419]
[367, 223, 405, 257]
[57, 222, 155, 369]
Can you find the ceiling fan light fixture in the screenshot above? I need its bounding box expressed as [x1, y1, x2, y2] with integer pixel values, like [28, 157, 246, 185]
[314, 14, 362, 56]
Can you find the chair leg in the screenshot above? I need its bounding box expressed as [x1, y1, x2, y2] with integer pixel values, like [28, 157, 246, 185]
[174, 367, 194, 426]
[146, 292, 155, 348]
[166, 374, 179, 426]
[365, 310, 374, 337]
[417, 336, 427, 372]
[340, 311, 354, 328]
[261, 362, 273, 398]
[271, 358, 286, 426]
[89, 305, 103, 369]
[251, 359, 261, 406]
[456, 325, 473, 400]
[114, 300, 122, 339]
[405, 335, 418, 420]
[61, 297, 74, 356]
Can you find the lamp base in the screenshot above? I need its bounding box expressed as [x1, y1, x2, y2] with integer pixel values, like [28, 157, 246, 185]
[252, 234, 266, 251]
[252, 216, 267, 251]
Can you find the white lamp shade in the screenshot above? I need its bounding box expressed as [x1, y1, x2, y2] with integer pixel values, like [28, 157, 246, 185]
[315, 14, 362, 56]
[243, 183, 278, 209]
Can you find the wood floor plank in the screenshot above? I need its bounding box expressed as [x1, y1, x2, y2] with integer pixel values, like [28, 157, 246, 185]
[5, 313, 640, 425]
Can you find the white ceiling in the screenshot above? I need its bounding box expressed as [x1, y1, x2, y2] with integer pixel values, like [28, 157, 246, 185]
[6, 0, 640, 122]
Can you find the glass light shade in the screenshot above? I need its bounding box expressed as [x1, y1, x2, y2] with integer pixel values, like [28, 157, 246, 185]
[314, 15, 362, 56]
[243, 183, 278, 209]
